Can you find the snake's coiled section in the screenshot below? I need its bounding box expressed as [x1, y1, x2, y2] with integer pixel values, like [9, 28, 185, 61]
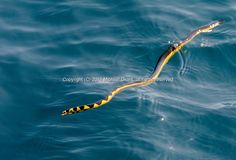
[61, 20, 224, 116]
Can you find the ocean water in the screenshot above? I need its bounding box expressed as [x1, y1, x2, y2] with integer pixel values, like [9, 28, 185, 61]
[0, 0, 236, 160]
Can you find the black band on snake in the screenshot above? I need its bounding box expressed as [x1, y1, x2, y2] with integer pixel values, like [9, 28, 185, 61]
[61, 20, 224, 116]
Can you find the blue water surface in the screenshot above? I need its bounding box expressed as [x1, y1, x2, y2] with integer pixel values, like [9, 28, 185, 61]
[0, 0, 236, 160]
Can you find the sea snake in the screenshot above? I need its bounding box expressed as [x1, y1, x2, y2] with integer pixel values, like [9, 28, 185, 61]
[61, 20, 224, 116]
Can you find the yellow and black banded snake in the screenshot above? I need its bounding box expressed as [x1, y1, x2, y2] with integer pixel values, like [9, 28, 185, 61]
[61, 20, 224, 116]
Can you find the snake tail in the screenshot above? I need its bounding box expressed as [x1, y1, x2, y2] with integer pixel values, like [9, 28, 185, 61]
[61, 94, 113, 116]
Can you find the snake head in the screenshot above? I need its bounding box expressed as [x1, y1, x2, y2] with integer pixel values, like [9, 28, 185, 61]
[210, 19, 224, 28]
[217, 19, 224, 24]
[201, 19, 224, 33]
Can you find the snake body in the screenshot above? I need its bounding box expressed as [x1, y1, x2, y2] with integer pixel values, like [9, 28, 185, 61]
[61, 20, 223, 116]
